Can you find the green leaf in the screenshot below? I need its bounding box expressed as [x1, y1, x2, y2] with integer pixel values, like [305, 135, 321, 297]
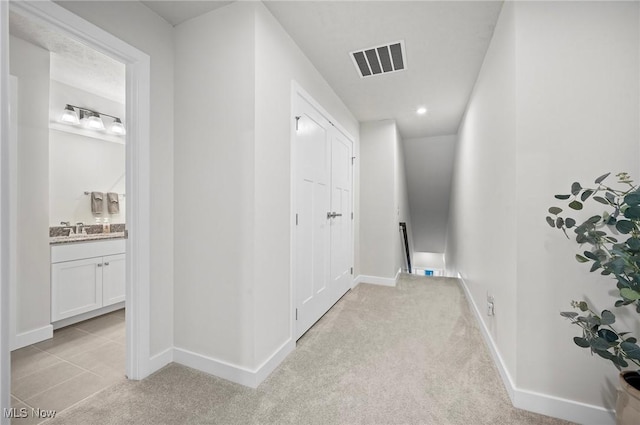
[548, 207, 562, 215]
[578, 301, 589, 312]
[621, 342, 640, 360]
[595, 172, 611, 184]
[591, 337, 612, 351]
[606, 192, 616, 203]
[601, 310, 616, 326]
[556, 217, 564, 228]
[571, 182, 582, 196]
[598, 329, 618, 343]
[624, 206, 640, 219]
[590, 262, 601, 272]
[581, 190, 594, 202]
[625, 192, 640, 206]
[575, 254, 588, 263]
[627, 237, 640, 251]
[560, 311, 579, 318]
[565, 218, 576, 228]
[584, 251, 598, 261]
[546, 217, 555, 228]
[626, 337, 638, 344]
[620, 288, 640, 301]
[569, 200, 583, 210]
[555, 194, 571, 200]
[613, 356, 629, 369]
[616, 220, 635, 234]
[593, 196, 609, 205]
[587, 215, 602, 224]
[573, 337, 590, 348]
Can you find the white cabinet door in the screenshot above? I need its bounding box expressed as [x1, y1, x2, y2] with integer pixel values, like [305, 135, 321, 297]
[102, 253, 125, 306]
[51, 258, 103, 321]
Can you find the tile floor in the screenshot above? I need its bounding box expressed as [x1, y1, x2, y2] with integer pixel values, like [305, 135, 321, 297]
[10, 309, 126, 424]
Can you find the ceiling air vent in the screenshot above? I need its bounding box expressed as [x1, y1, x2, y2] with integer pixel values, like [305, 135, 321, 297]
[350, 40, 406, 78]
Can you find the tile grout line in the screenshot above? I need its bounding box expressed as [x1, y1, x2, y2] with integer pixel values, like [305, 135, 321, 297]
[37, 377, 125, 425]
[14, 340, 117, 386]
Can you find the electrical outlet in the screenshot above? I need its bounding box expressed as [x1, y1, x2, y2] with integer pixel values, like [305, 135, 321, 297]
[487, 293, 495, 316]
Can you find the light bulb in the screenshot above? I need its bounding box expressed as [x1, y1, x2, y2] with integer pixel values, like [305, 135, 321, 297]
[109, 118, 126, 136]
[83, 112, 105, 131]
[60, 104, 79, 125]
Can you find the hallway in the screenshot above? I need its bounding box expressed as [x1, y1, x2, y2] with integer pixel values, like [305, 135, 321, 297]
[42, 277, 570, 425]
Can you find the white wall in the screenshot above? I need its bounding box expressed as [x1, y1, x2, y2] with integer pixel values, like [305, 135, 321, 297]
[413, 252, 444, 270]
[394, 128, 413, 273]
[173, 1, 359, 374]
[57, 0, 175, 357]
[9, 36, 51, 339]
[360, 120, 398, 279]
[49, 81, 126, 226]
[514, 0, 639, 411]
[445, 0, 518, 387]
[174, 1, 256, 368]
[253, 2, 358, 364]
[446, 1, 640, 421]
[404, 134, 456, 253]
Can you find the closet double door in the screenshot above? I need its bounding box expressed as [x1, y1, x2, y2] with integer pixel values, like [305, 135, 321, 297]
[294, 94, 353, 340]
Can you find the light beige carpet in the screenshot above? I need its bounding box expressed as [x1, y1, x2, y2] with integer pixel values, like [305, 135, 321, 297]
[46, 275, 574, 424]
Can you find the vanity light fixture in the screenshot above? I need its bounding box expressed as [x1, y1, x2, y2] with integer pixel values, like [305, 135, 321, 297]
[82, 110, 106, 131]
[60, 104, 80, 125]
[60, 104, 126, 136]
[109, 117, 126, 135]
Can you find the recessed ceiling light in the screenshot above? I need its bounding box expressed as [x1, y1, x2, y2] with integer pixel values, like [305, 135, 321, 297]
[416, 107, 427, 115]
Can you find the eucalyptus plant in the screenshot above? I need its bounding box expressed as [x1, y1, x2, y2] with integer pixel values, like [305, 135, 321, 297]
[547, 172, 640, 371]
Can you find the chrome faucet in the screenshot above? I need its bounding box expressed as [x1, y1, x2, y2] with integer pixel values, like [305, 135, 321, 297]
[76, 222, 85, 234]
[60, 221, 74, 236]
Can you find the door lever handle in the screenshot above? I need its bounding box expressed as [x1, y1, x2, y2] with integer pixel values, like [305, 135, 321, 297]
[327, 212, 343, 219]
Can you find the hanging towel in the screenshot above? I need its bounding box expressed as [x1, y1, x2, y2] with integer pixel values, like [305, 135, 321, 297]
[91, 192, 104, 214]
[107, 192, 120, 214]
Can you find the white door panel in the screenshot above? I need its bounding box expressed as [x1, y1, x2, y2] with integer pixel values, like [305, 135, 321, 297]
[330, 132, 353, 301]
[294, 103, 331, 338]
[294, 93, 354, 340]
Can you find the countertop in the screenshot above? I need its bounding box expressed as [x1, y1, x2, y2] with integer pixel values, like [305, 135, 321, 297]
[50, 231, 127, 245]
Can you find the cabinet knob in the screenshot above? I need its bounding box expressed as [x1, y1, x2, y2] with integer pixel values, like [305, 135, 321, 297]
[104, 262, 110, 266]
[97, 263, 103, 267]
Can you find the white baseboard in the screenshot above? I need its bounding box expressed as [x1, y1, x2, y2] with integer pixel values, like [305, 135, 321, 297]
[11, 324, 53, 350]
[174, 338, 295, 389]
[456, 274, 615, 425]
[353, 274, 397, 287]
[254, 339, 295, 385]
[52, 302, 125, 330]
[148, 347, 173, 374]
[514, 387, 615, 425]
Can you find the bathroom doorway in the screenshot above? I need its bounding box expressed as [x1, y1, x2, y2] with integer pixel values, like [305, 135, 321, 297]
[8, 9, 128, 416]
[1, 1, 152, 420]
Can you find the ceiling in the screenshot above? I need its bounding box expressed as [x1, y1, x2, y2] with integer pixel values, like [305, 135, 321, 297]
[142, 0, 234, 26]
[264, 1, 502, 139]
[141, 0, 502, 138]
[9, 11, 125, 104]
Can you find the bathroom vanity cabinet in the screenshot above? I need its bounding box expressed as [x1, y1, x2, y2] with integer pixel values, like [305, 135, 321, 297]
[51, 238, 125, 322]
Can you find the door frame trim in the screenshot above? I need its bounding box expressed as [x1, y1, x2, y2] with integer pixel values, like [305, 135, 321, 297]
[290, 81, 355, 341]
[3, 0, 152, 388]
